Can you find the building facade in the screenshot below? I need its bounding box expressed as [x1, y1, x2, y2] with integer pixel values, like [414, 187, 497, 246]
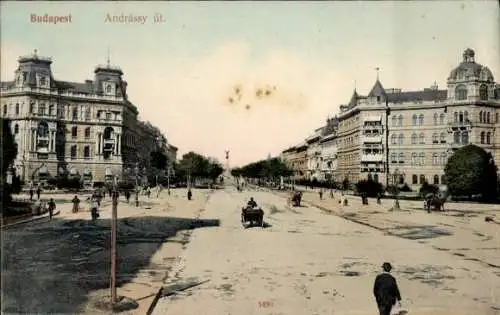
[1, 51, 177, 185]
[335, 48, 500, 188]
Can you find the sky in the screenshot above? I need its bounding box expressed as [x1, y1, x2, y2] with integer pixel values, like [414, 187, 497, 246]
[1, 1, 499, 167]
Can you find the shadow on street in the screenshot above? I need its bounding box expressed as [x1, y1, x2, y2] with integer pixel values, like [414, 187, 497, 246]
[1, 216, 220, 314]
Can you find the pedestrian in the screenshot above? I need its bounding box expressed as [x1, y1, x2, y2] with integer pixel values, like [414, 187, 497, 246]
[319, 189, 323, 200]
[48, 198, 56, 220]
[187, 188, 192, 200]
[29, 188, 34, 200]
[125, 190, 131, 203]
[373, 262, 402, 315]
[36, 186, 41, 200]
[147, 186, 151, 198]
[72, 195, 80, 213]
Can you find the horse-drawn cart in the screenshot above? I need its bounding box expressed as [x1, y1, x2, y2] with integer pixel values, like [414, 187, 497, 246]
[241, 206, 264, 227]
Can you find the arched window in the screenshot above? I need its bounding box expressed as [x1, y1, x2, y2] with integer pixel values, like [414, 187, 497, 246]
[432, 133, 438, 143]
[418, 114, 424, 125]
[479, 85, 488, 100]
[14, 124, 19, 134]
[433, 175, 439, 185]
[487, 112, 491, 123]
[412, 114, 418, 126]
[461, 131, 469, 145]
[106, 85, 112, 93]
[440, 133, 446, 143]
[433, 113, 438, 125]
[432, 153, 438, 165]
[15, 103, 19, 115]
[420, 174, 426, 184]
[411, 133, 417, 144]
[367, 173, 373, 181]
[419, 133, 425, 144]
[392, 116, 397, 126]
[419, 153, 425, 165]
[464, 111, 469, 122]
[391, 153, 397, 162]
[455, 85, 467, 100]
[398, 153, 404, 163]
[454, 131, 460, 144]
[480, 132, 485, 144]
[398, 115, 403, 126]
[439, 113, 445, 125]
[412, 174, 418, 184]
[391, 134, 397, 144]
[459, 111, 464, 123]
[454, 112, 458, 122]
[486, 132, 491, 144]
[398, 134, 404, 145]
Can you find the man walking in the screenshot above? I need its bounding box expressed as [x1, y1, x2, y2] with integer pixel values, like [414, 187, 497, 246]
[373, 262, 402, 315]
[48, 198, 56, 220]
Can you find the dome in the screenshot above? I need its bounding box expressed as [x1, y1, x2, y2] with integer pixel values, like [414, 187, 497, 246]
[447, 48, 494, 82]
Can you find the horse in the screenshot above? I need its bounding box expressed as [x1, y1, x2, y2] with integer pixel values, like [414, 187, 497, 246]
[424, 192, 448, 212]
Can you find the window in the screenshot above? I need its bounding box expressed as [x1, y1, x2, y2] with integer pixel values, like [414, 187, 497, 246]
[398, 134, 404, 145]
[419, 133, 425, 144]
[479, 111, 483, 123]
[439, 113, 445, 125]
[40, 76, 46, 86]
[106, 85, 112, 93]
[71, 126, 78, 138]
[456, 85, 467, 100]
[412, 174, 418, 184]
[391, 134, 397, 144]
[440, 133, 446, 143]
[106, 112, 112, 120]
[462, 131, 469, 145]
[479, 85, 488, 100]
[418, 114, 424, 125]
[376, 96, 381, 102]
[459, 111, 464, 123]
[72, 106, 78, 120]
[487, 112, 491, 123]
[392, 116, 397, 126]
[38, 103, 45, 115]
[2, 104, 6, 116]
[486, 132, 491, 144]
[84, 127, 91, 138]
[84, 146, 90, 159]
[412, 114, 418, 126]
[15, 103, 19, 115]
[420, 174, 426, 184]
[374, 174, 379, 183]
[464, 111, 469, 122]
[411, 153, 417, 165]
[398, 153, 404, 163]
[454, 112, 458, 122]
[433, 113, 438, 125]
[454, 131, 460, 144]
[433, 175, 439, 185]
[432, 153, 439, 165]
[49, 105, 54, 116]
[419, 153, 425, 165]
[432, 133, 438, 144]
[398, 115, 403, 126]
[85, 107, 91, 120]
[14, 124, 19, 134]
[391, 153, 397, 163]
[70, 145, 77, 159]
[480, 132, 485, 144]
[441, 152, 447, 165]
[411, 133, 417, 144]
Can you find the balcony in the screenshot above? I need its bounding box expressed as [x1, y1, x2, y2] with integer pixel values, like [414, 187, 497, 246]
[362, 135, 383, 143]
[447, 120, 472, 131]
[361, 154, 384, 163]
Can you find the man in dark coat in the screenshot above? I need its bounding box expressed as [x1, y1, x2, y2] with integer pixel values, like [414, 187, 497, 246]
[373, 262, 402, 315]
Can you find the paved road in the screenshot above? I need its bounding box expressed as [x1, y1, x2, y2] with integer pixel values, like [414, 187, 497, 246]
[153, 187, 499, 315]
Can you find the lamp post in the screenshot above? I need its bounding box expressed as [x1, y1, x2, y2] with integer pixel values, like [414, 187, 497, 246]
[134, 163, 139, 207]
[110, 174, 119, 305]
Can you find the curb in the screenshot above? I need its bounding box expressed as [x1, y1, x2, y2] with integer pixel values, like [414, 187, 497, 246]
[2, 210, 61, 229]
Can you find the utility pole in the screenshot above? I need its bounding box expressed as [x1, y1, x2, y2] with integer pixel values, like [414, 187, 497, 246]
[110, 175, 118, 305]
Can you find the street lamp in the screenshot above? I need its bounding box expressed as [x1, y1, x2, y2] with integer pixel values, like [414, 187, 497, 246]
[134, 163, 139, 207]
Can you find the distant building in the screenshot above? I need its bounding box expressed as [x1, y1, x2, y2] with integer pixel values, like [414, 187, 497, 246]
[335, 48, 500, 188]
[1, 50, 177, 185]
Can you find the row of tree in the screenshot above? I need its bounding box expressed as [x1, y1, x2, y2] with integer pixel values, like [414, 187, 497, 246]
[230, 157, 294, 180]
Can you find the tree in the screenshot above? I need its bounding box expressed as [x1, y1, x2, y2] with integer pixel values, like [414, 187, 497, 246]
[207, 160, 224, 183]
[355, 179, 384, 197]
[444, 144, 498, 201]
[1, 119, 18, 210]
[150, 151, 168, 170]
[419, 181, 439, 197]
[236, 157, 293, 180]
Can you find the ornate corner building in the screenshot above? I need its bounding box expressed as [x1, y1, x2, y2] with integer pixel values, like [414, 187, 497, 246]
[336, 48, 500, 187]
[1, 51, 177, 185]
